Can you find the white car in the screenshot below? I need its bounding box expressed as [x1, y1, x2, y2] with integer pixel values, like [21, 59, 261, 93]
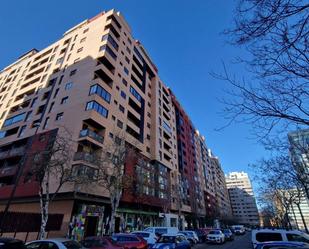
[206, 230, 225, 244]
[131, 231, 158, 246]
[144, 227, 179, 236]
[252, 229, 309, 249]
[26, 238, 85, 249]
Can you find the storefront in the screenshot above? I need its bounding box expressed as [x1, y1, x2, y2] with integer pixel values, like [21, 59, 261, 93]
[116, 208, 163, 232]
[69, 204, 106, 241]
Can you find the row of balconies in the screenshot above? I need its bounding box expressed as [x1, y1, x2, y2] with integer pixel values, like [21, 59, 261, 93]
[0, 146, 26, 160]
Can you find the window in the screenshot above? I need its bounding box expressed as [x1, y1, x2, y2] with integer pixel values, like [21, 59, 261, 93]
[70, 69, 77, 76]
[130, 86, 142, 102]
[117, 120, 123, 129]
[56, 57, 64, 64]
[77, 47, 83, 53]
[65, 82, 73, 90]
[80, 37, 86, 43]
[18, 125, 26, 137]
[61, 96, 69, 104]
[89, 84, 111, 103]
[119, 105, 125, 113]
[122, 78, 127, 86]
[83, 28, 89, 33]
[99, 45, 117, 60]
[86, 101, 108, 118]
[124, 67, 129, 75]
[3, 112, 26, 127]
[43, 117, 49, 129]
[120, 91, 126, 99]
[55, 112, 63, 121]
[48, 102, 54, 113]
[102, 35, 119, 50]
[287, 233, 309, 243]
[256, 232, 283, 242]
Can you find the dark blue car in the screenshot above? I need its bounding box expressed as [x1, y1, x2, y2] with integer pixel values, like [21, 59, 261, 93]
[255, 241, 309, 249]
[152, 234, 191, 249]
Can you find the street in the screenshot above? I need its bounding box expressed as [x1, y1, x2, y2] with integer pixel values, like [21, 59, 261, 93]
[195, 233, 252, 249]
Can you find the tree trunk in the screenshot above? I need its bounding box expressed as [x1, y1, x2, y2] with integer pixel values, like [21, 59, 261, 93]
[297, 203, 308, 233]
[39, 169, 50, 239]
[109, 191, 121, 235]
[291, 205, 299, 230]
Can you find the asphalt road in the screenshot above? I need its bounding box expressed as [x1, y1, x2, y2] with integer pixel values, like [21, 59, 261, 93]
[195, 232, 252, 249]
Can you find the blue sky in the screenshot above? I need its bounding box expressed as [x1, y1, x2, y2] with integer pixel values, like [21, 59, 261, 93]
[0, 0, 267, 187]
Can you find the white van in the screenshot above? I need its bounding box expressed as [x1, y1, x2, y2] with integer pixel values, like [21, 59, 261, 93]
[144, 227, 179, 236]
[252, 229, 309, 248]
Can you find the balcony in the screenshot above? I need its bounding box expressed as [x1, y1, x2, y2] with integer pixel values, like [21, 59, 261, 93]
[0, 146, 26, 159]
[0, 165, 18, 178]
[79, 129, 104, 144]
[73, 152, 99, 166]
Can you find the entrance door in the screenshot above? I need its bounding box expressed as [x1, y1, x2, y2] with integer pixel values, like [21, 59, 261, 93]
[115, 217, 120, 233]
[85, 216, 98, 237]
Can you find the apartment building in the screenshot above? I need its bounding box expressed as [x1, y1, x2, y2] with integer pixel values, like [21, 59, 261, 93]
[0, 9, 234, 239]
[225, 171, 259, 226]
[0, 10, 179, 239]
[194, 131, 217, 222]
[170, 91, 208, 228]
[209, 151, 232, 219]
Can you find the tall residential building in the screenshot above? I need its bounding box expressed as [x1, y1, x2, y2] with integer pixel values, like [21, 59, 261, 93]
[170, 91, 206, 228]
[225, 171, 259, 226]
[0, 9, 232, 239]
[288, 129, 309, 174]
[209, 151, 232, 219]
[0, 10, 179, 239]
[194, 131, 217, 221]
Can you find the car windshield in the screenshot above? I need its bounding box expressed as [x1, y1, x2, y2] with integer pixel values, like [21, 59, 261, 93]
[133, 232, 150, 238]
[158, 236, 176, 243]
[209, 231, 220, 235]
[223, 229, 231, 233]
[63, 240, 82, 249]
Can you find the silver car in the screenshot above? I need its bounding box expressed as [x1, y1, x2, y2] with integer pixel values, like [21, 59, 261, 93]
[26, 238, 85, 249]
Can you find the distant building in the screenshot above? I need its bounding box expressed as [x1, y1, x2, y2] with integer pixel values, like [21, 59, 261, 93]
[225, 172, 259, 226]
[209, 151, 233, 219]
[278, 188, 309, 231]
[288, 129, 309, 175]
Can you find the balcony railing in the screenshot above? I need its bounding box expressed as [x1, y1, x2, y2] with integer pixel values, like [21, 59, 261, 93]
[0, 146, 26, 159]
[79, 129, 104, 144]
[73, 152, 99, 166]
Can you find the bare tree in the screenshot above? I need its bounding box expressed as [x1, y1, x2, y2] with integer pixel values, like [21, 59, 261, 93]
[95, 134, 137, 235]
[28, 129, 79, 239]
[216, 0, 309, 138]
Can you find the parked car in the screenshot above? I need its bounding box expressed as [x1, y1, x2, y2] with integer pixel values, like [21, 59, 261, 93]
[252, 229, 309, 249]
[194, 229, 206, 243]
[81, 236, 124, 249]
[131, 231, 158, 246]
[206, 230, 225, 244]
[178, 232, 196, 245]
[234, 226, 246, 235]
[26, 238, 84, 249]
[0, 238, 26, 249]
[182, 231, 199, 244]
[222, 229, 234, 241]
[144, 227, 179, 237]
[152, 234, 190, 249]
[255, 241, 309, 249]
[111, 234, 147, 249]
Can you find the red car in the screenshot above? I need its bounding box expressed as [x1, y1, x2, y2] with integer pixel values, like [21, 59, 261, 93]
[82, 236, 124, 249]
[111, 234, 148, 249]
